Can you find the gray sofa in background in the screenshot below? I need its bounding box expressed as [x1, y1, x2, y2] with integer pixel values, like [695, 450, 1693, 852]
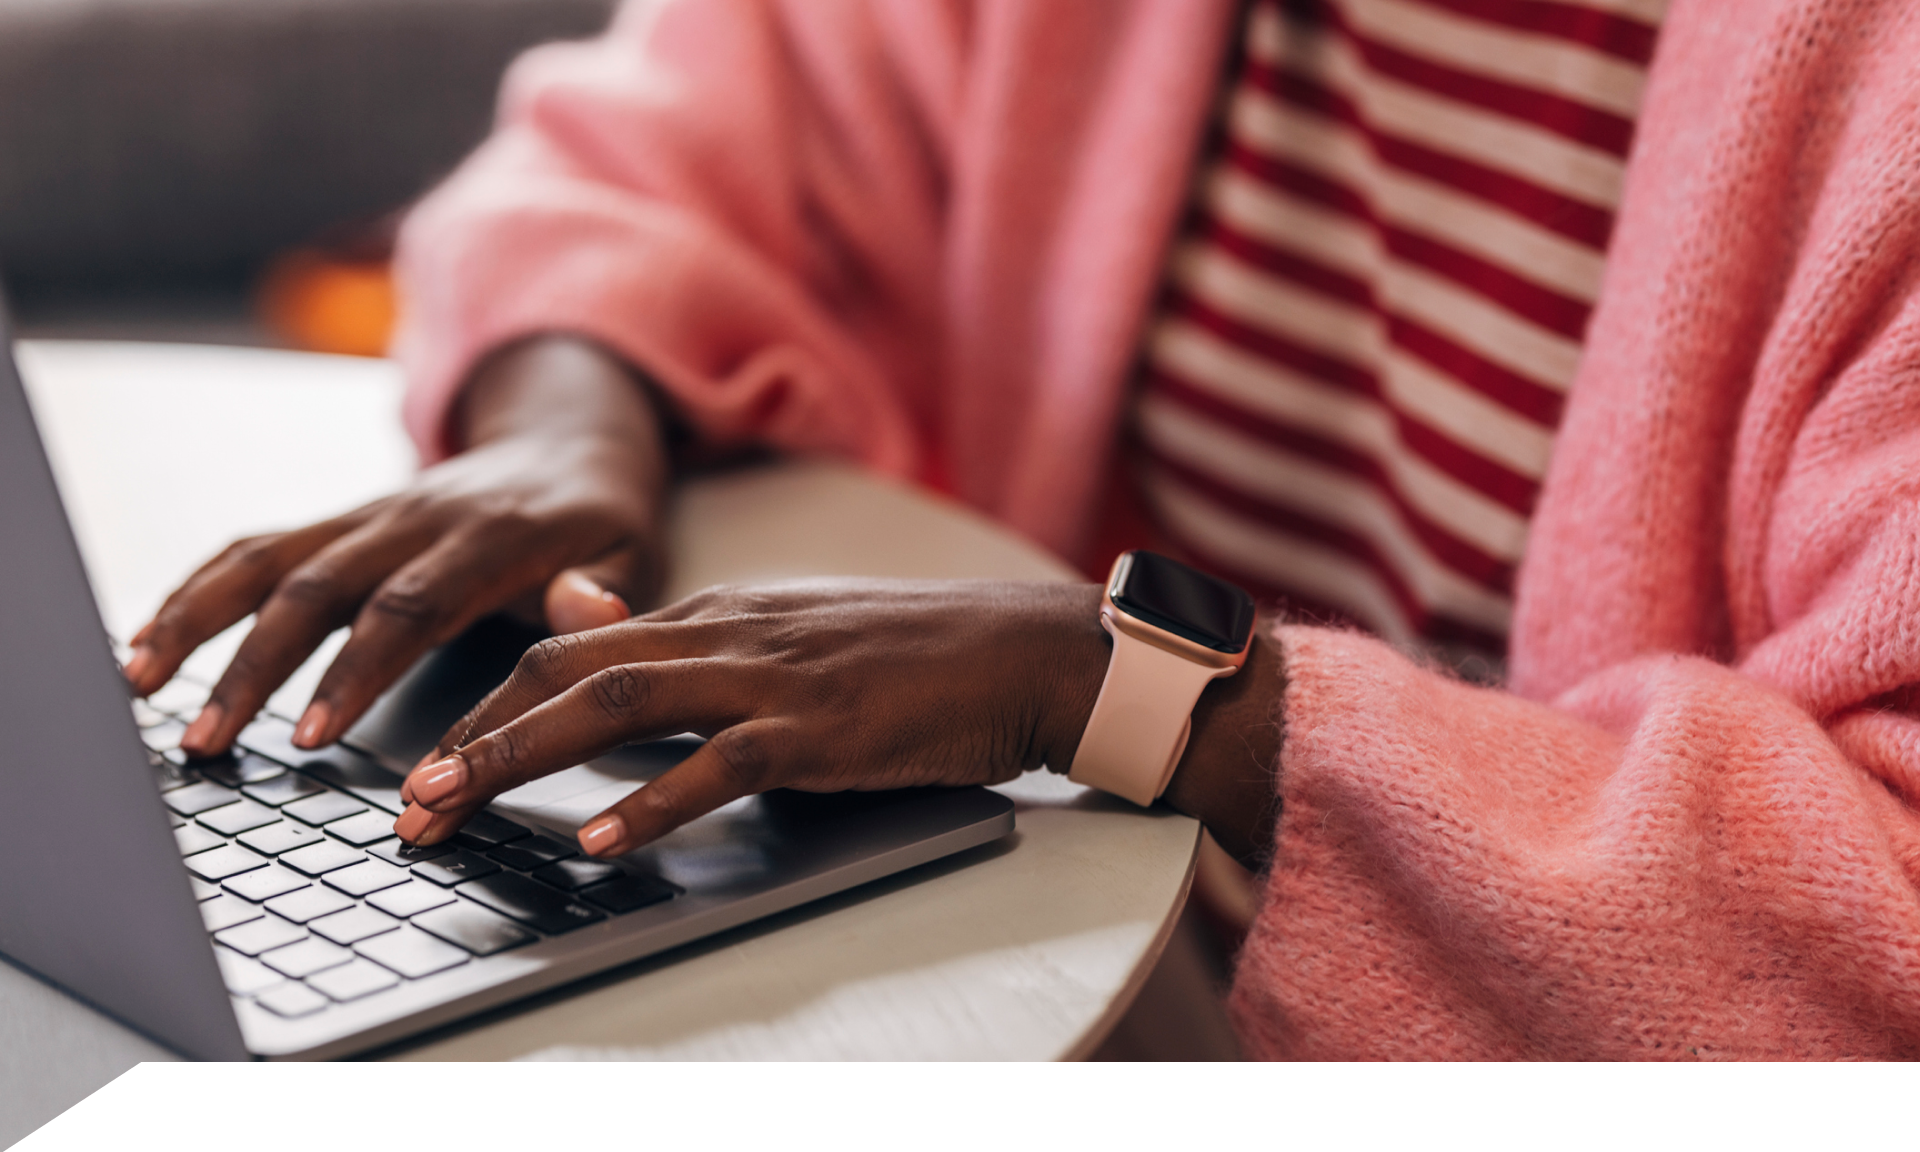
[0, 0, 617, 327]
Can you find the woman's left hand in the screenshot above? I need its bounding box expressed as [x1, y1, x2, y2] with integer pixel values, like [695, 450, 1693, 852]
[392, 580, 1112, 856]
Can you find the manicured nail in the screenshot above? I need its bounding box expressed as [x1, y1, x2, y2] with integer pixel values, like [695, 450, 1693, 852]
[293, 701, 332, 749]
[122, 646, 152, 688]
[392, 803, 433, 844]
[579, 815, 625, 856]
[410, 755, 468, 806]
[181, 702, 225, 752]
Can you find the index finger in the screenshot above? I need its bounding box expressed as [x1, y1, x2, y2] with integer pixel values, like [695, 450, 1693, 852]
[406, 656, 750, 819]
[127, 519, 357, 696]
[421, 621, 707, 765]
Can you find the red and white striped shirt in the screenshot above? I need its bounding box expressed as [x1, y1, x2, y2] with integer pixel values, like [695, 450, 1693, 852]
[1135, 0, 1667, 668]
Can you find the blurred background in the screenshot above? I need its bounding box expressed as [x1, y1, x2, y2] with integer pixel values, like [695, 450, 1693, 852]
[1, 0, 618, 350]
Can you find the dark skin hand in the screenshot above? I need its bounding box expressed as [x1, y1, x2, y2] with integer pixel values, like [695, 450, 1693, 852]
[394, 580, 1286, 870]
[123, 336, 673, 758]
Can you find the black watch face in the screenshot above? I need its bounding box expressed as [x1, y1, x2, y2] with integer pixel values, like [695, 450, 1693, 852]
[1110, 551, 1256, 653]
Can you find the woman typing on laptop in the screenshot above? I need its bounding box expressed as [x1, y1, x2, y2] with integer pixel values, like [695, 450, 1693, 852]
[128, 0, 1920, 1058]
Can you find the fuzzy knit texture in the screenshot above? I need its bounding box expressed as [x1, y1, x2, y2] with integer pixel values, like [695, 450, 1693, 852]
[1233, 0, 1920, 1059]
[393, 0, 1240, 563]
[395, 0, 1920, 1058]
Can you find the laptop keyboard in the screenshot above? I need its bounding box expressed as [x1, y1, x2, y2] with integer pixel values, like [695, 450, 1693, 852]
[135, 683, 679, 1024]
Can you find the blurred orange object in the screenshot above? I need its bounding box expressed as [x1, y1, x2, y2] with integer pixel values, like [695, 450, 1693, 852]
[258, 249, 397, 357]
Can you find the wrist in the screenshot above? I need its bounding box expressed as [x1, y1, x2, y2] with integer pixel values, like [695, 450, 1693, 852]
[1029, 583, 1111, 775]
[457, 335, 674, 461]
[1159, 629, 1284, 869]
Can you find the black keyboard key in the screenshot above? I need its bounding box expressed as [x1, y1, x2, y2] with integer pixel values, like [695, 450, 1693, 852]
[142, 718, 188, 754]
[294, 749, 407, 815]
[152, 757, 202, 794]
[214, 915, 305, 957]
[326, 810, 399, 847]
[411, 849, 499, 887]
[145, 678, 210, 715]
[199, 799, 280, 836]
[459, 872, 605, 935]
[255, 982, 329, 1018]
[533, 858, 621, 891]
[366, 879, 456, 919]
[243, 773, 325, 807]
[164, 781, 240, 817]
[366, 837, 453, 867]
[322, 859, 410, 898]
[213, 946, 282, 995]
[580, 873, 678, 915]
[131, 699, 173, 729]
[195, 753, 287, 789]
[487, 835, 577, 872]
[234, 716, 304, 766]
[279, 841, 365, 876]
[282, 791, 368, 827]
[451, 811, 532, 850]
[307, 958, 399, 1003]
[184, 844, 268, 882]
[199, 894, 265, 932]
[260, 937, 352, 980]
[309, 905, 400, 945]
[223, 864, 312, 903]
[264, 885, 352, 924]
[238, 820, 326, 857]
[412, 901, 536, 956]
[174, 824, 225, 856]
[354, 925, 469, 979]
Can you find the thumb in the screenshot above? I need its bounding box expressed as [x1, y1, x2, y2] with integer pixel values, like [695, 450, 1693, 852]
[544, 564, 634, 635]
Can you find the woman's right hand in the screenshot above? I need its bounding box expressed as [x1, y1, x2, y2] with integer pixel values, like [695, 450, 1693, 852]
[123, 335, 674, 759]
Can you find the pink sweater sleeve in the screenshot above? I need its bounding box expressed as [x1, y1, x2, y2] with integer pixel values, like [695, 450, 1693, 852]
[1229, 0, 1920, 1059]
[390, 0, 963, 468]
[1233, 627, 1920, 1060]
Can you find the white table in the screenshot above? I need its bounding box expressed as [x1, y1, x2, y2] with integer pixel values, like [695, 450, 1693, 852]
[6, 341, 1199, 1082]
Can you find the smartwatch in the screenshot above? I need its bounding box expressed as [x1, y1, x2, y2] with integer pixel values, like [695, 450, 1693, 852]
[1068, 551, 1258, 806]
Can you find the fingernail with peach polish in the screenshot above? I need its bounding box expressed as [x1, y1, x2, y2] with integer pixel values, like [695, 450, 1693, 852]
[579, 815, 625, 856]
[122, 646, 152, 688]
[293, 701, 332, 749]
[181, 702, 225, 752]
[392, 803, 432, 844]
[410, 755, 467, 806]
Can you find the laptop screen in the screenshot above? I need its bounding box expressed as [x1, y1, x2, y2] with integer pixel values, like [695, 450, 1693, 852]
[0, 297, 247, 1059]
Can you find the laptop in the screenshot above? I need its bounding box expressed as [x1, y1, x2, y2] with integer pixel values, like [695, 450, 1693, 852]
[0, 307, 1016, 1060]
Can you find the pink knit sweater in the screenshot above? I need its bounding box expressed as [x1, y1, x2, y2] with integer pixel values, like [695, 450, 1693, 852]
[395, 0, 1920, 1058]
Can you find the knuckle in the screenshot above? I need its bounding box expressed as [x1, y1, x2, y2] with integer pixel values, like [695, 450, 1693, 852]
[474, 721, 527, 780]
[517, 633, 581, 691]
[275, 565, 346, 610]
[366, 579, 448, 629]
[685, 584, 738, 613]
[587, 664, 650, 722]
[707, 725, 776, 792]
[220, 535, 280, 571]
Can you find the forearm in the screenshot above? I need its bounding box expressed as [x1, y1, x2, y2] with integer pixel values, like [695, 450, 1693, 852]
[455, 336, 675, 489]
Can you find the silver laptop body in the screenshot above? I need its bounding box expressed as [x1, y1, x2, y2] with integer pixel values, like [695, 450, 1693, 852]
[0, 309, 1015, 1060]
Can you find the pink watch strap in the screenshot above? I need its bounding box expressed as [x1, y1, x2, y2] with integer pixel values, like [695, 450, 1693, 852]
[1067, 614, 1237, 806]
